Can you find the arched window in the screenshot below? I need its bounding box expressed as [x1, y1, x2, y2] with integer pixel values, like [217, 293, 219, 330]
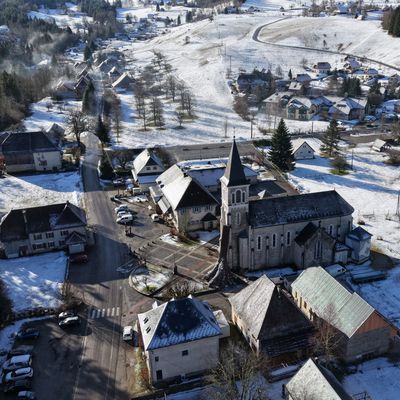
[231, 192, 235, 204]
[236, 189, 242, 203]
[242, 191, 246, 203]
[257, 236, 262, 251]
[236, 212, 241, 225]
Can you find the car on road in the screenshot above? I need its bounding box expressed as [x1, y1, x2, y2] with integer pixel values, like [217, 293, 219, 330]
[59, 316, 80, 327]
[17, 391, 36, 399]
[3, 379, 32, 393]
[58, 310, 76, 320]
[69, 253, 88, 264]
[117, 215, 133, 225]
[4, 367, 33, 383]
[122, 326, 134, 342]
[15, 328, 39, 341]
[2, 355, 32, 372]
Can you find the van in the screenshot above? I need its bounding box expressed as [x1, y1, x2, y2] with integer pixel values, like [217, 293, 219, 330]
[117, 215, 133, 225]
[325, 264, 347, 278]
[2, 355, 32, 372]
[123, 326, 134, 342]
[150, 214, 160, 222]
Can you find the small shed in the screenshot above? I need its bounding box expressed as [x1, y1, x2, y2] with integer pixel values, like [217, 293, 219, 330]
[345, 226, 372, 264]
[372, 139, 390, 152]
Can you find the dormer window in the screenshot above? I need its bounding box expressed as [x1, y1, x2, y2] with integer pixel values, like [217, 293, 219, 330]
[146, 327, 151, 333]
[144, 317, 149, 324]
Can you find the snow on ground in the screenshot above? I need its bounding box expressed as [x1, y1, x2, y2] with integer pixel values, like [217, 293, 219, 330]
[258, 16, 400, 71]
[344, 358, 400, 400]
[289, 143, 400, 257]
[23, 97, 81, 132]
[0, 171, 83, 216]
[0, 252, 67, 312]
[131, 266, 173, 293]
[195, 230, 219, 244]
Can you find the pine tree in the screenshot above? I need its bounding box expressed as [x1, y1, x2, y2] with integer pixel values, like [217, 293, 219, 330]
[268, 119, 295, 172]
[288, 69, 293, 80]
[320, 119, 340, 157]
[82, 81, 96, 114]
[95, 115, 109, 144]
[84, 45, 92, 61]
[177, 15, 181, 25]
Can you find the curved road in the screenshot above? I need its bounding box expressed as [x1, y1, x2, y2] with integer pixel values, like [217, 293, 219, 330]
[252, 18, 400, 72]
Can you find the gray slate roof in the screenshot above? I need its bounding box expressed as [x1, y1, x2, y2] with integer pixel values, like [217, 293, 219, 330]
[286, 358, 353, 400]
[0, 131, 59, 154]
[348, 226, 372, 241]
[138, 296, 222, 350]
[291, 267, 375, 338]
[221, 139, 247, 187]
[249, 190, 354, 228]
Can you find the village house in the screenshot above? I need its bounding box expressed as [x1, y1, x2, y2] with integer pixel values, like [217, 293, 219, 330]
[0, 131, 62, 173]
[286, 97, 317, 120]
[288, 81, 305, 94]
[371, 138, 390, 153]
[137, 296, 227, 384]
[295, 73, 312, 86]
[112, 72, 134, 90]
[352, 67, 379, 82]
[343, 58, 362, 73]
[291, 140, 315, 160]
[230, 276, 312, 358]
[131, 148, 165, 192]
[345, 226, 372, 263]
[0, 202, 87, 258]
[236, 68, 273, 93]
[74, 75, 92, 98]
[285, 358, 353, 400]
[313, 62, 331, 75]
[328, 97, 367, 120]
[262, 92, 291, 115]
[219, 140, 362, 271]
[291, 267, 397, 362]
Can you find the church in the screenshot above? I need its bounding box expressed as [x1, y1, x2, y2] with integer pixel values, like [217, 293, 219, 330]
[219, 140, 370, 271]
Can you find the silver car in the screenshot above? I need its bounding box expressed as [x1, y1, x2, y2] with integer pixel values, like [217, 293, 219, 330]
[4, 367, 33, 383]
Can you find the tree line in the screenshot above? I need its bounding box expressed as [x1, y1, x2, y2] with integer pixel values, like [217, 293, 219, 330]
[382, 6, 400, 37]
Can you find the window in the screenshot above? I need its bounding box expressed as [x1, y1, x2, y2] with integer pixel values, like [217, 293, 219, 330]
[286, 231, 291, 246]
[146, 327, 151, 333]
[329, 225, 333, 236]
[33, 233, 42, 240]
[236, 212, 241, 225]
[272, 234, 276, 248]
[155, 356, 159, 362]
[60, 230, 69, 237]
[33, 243, 46, 250]
[236, 189, 242, 203]
[48, 242, 55, 248]
[192, 207, 201, 213]
[257, 236, 261, 251]
[144, 317, 149, 324]
[46, 232, 54, 239]
[314, 239, 322, 259]
[242, 192, 246, 202]
[59, 240, 65, 247]
[205, 205, 212, 211]
[182, 350, 189, 356]
[348, 220, 352, 232]
[231, 192, 235, 204]
[304, 301, 307, 309]
[153, 166, 157, 170]
[156, 370, 163, 380]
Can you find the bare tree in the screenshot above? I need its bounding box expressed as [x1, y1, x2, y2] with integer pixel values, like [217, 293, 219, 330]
[184, 90, 195, 117]
[65, 110, 88, 146]
[151, 97, 165, 127]
[135, 82, 149, 131]
[206, 342, 269, 400]
[111, 98, 123, 144]
[175, 110, 185, 128]
[166, 75, 177, 101]
[165, 280, 196, 299]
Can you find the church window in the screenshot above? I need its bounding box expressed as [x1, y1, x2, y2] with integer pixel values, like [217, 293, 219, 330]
[348, 220, 351, 232]
[272, 234, 276, 248]
[257, 236, 262, 251]
[314, 239, 322, 258]
[242, 191, 246, 202]
[236, 189, 242, 203]
[231, 192, 235, 204]
[236, 212, 241, 225]
[329, 225, 333, 236]
[286, 231, 291, 246]
[337, 225, 341, 238]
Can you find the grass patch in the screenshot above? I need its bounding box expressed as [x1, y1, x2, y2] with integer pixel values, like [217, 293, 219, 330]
[330, 169, 349, 176]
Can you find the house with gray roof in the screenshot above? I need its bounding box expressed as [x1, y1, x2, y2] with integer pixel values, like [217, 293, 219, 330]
[230, 276, 312, 358]
[291, 267, 397, 362]
[137, 296, 226, 384]
[0, 131, 62, 173]
[219, 139, 364, 270]
[0, 202, 87, 258]
[285, 358, 352, 400]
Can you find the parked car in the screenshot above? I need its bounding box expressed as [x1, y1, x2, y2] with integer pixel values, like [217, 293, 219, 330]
[117, 210, 133, 218]
[117, 215, 133, 225]
[150, 214, 160, 222]
[69, 253, 88, 264]
[58, 310, 76, 320]
[115, 205, 130, 213]
[110, 196, 122, 204]
[3, 380, 32, 393]
[59, 316, 80, 327]
[325, 264, 347, 277]
[113, 178, 125, 187]
[2, 355, 32, 372]
[17, 391, 36, 399]
[123, 326, 134, 342]
[4, 367, 33, 383]
[7, 346, 34, 358]
[15, 329, 39, 341]
[132, 195, 147, 203]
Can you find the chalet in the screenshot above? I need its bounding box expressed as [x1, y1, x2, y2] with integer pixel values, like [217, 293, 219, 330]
[0, 131, 62, 173]
[74, 75, 91, 97]
[288, 82, 304, 94]
[54, 79, 76, 99]
[295, 73, 312, 86]
[112, 72, 134, 90]
[0, 202, 87, 258]
[262, 92, 291, 114]
[286, 97, 316, 120]
[313, 62, 331, 75]
[328, 97, 367, 121]
[236, 68, 273, 93]
[137, 296, 226, 384]
[132, 148, 165, 192]
[344, 58, 362, 73]
[292, 140, 315, 160]
[230, 276, 312, 358]
[291, 267, 397, 362]
[285, 358, 353, 400]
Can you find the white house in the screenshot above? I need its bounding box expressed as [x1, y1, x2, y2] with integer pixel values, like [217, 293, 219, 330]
[132, 149, 165, 192]
[138, 296, 226, 384]
[291, 140, 315, 160]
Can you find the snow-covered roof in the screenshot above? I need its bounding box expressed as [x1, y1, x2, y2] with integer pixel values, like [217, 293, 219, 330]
[292, 267, 375, 338]
[347, 226, 372, 241]
[291, 139, 316, 154]
[138, 296, 222, 350]
[112, 72, 134, 88]
[133, 148, 164, 176]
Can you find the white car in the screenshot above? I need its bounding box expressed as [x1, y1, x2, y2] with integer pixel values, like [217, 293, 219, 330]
[17, 391, 36, 400]
[117, 210, 132, 218]
[117, 215, 133, 225]
[4, 367, 33, 383]
[132, 195, 147, 203]
[123, 326, 133, 341]
[59, 316, 80, 327]
[2, 355, 32, 372]
[58, 310, 75, 320]
[115, 205, 129, 213]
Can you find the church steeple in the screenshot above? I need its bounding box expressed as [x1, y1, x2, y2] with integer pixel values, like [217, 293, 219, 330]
[222, 139, 247, 187]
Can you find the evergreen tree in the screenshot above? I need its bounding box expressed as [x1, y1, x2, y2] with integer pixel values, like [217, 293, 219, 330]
[177, 15, 181, 25]
[95, 115, 109, 144]
[288, 69, 292, 80]
[186, 11, 192, 23]
[320, 119, 340, 157]
[268, 119, 295, 172]
[84, 45, 92, 61]
[82, 81, 96, 114]
[99, 152, 114, 179]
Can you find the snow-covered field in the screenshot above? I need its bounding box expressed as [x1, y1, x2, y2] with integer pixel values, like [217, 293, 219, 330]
[0, 252, 67, 312]
[0, 171, 83, 216]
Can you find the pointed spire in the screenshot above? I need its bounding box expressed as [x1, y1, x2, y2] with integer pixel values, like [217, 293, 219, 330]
[223, 139, 247, 187]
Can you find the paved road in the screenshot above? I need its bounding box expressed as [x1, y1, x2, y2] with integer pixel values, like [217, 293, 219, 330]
[252, 18, 400, 73]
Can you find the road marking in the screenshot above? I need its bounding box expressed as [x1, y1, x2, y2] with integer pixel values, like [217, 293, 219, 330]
[116, 307, 120, 317]
[111, 307, 115, 317]
[102, 309, 106, 318]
